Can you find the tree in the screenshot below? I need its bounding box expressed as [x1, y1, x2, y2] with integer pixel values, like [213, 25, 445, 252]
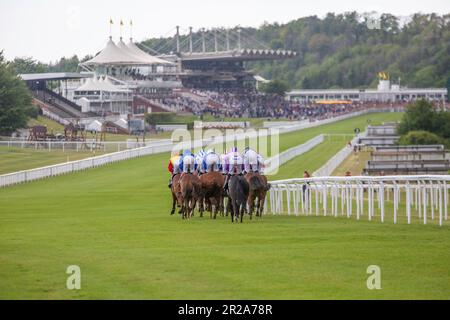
[398, 130, 444, 146]
[259, 79, 289, 96]
[9, 57, 47, 74]
[0, 52, 35, 135]
[397, 99, 435, 135]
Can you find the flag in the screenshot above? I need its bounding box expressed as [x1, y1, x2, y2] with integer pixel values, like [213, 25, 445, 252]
[120, 19, 124, 26]
[109, 18, 113, 25]
[130, 20, 133, 27]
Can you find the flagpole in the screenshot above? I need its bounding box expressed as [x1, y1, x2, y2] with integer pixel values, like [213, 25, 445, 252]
[130, 20, 133, 40]
[109, 18, 113, 39]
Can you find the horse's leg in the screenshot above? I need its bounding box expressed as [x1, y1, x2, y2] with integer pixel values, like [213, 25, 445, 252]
[258, 192, 265, 217]
[171, 192, 176, 215]
[231, 200, 238, 223]
[240, 203, 244, 223]
[199, 196, 204, 218]
[219, 195, 224, 217]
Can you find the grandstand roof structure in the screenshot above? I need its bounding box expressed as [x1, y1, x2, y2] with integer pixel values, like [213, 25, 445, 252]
[178, 48, 297, 62]
[20, 72, 91, 82]
[82, 37, 173, 66]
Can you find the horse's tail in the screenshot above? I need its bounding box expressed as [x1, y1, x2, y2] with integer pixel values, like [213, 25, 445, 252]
[249, 175, 263, 191]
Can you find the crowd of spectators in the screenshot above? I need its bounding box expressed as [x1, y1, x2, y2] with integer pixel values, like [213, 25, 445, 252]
[146, 88, 395, 120]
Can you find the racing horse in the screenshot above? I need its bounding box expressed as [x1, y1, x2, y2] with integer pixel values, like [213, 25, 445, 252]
[179, 173, 202, 220]
[228, 175, 249, 223]
[170, 174, 183, 215]
[199, 171, 225, 219]
[245, 172, 270, 218]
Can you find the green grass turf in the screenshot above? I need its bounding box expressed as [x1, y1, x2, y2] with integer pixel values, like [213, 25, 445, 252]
[1, 152, 449, 299]
[0, 146, 108, 175]
[3, 111, 449, 300]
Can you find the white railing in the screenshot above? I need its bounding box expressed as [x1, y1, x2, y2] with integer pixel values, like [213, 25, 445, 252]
[0, 139, 172, 153]
[0, 109, 396, 188]
[265, 135, 324, 174]
[313, 134, 364, 176]
[267, 175, 450, 226]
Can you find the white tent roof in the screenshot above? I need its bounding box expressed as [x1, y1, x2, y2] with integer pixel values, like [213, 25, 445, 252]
[82, 37, 173, 66]
[75, 76, 131, 92]
[126, 39, 174, 65]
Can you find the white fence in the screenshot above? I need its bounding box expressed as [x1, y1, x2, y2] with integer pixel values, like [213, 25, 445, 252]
[267, 175, 450, 226]
[313, 134, 363, 176]
[0, 139, 173, 153]
[0, 109, 394, 188]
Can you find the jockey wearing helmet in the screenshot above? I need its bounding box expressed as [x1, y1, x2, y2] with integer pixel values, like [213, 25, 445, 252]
[223, 147, 243, 175]
[243, 147, 265, 174]
[203, 148, 220, 173]
[167, 150, 182, 188]
[223, 147, 243, 192]
[178, 149, 196, 174]
[195, 149, 207, 174]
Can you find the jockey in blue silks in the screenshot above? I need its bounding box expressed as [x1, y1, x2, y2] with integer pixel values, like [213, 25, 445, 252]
[195, 149, 207, 174]
[202, 148, 221, 173]
[178, 149, 196, 173]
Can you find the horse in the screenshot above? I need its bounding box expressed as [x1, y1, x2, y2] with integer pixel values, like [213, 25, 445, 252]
[228, 175, 249, 223]
[170, 174, 182, 215]
[179, 173, 202, 220]
[245, 172, 270, 218]
[199, 171, 225, 219]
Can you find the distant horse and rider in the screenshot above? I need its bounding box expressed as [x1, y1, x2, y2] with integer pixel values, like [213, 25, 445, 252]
[167, 146, 270, 223]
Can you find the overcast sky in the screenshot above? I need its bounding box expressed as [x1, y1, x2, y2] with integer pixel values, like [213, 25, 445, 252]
[1, 0, 449, 63]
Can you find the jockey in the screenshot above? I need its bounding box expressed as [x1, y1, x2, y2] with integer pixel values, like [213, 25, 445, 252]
[220, 153, 228, 175]
[242, 147, 265, 174]
[167, 150, 182, 188]
[223, 147, 243, 192]
[195, 149, 206, 174]
[179, 149, 196, 174]
[203, 148, 221, 173]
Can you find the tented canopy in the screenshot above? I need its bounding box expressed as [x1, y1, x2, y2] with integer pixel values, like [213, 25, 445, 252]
[75, 77, 131, 92]
[126, 39, 174, 65]
[82, 37, 172, 66]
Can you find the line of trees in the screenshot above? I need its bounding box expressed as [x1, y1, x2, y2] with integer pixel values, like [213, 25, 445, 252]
[142, 12, 450, 92]
[7, 54, 92, 75]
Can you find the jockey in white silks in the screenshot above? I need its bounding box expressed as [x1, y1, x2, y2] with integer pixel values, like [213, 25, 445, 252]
[203, 149, 221, 173]
[179, 150, 196, 174]
[220, 153, 228, 174]
[223, 147, 243, 175]
[195, 149, 206, 174]
[223, 147, 243, 192]
[242, 147, 265, 174]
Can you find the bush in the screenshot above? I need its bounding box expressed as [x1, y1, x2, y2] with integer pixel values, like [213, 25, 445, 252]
[398, 130, 444, 146]
[145, 112, 176, 125]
